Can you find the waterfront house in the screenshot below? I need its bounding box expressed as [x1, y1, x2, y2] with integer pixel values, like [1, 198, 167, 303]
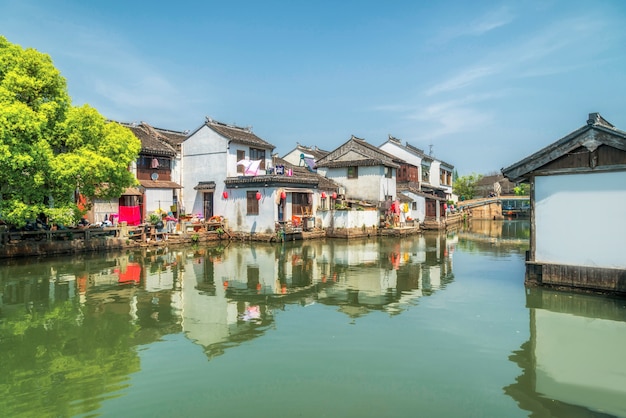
[379, 135, 453, 227]
[316, 135, 402, 204]
[122, 122, 186, 224]
[502, 112, 626, 294]
[86, 122, 185, 226]
[182, 117, 276, 232]
[182, 118, 336, 235]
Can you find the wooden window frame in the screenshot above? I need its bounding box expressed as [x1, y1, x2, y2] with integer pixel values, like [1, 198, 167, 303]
[246, 191, 259, 215]
[237, 150, 245, 173]
[249, 148, 266, 170]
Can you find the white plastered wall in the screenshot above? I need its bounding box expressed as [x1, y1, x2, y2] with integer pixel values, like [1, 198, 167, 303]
[534, 171, 626, 268]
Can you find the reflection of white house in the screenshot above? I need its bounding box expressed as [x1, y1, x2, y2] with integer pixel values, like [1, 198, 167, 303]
[181, 256, 239, 350]
[509, 288, 626, 417]
[502, 113, 626, 293]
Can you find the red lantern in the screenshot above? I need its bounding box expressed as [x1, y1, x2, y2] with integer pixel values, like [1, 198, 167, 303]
[281, 191, 286, 200]
[256, 191, 262, 200]
[332, 192, 337, 199]
[222, 191, 228, 199]
[321, 192, 327, 199]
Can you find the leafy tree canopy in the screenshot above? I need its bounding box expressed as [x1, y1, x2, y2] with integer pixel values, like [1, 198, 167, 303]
[513, 183, 530, 196]
[0, 36, 140, 227]
[453, 173, 483, 200]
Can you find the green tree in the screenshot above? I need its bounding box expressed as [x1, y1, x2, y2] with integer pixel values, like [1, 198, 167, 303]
[453, 173, 483, 200]
[513, 183, 530, 196]
[0, 36, 140, 227]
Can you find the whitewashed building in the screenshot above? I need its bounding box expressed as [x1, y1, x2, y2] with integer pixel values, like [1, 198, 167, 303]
[315, 135, 402, 205]
[502, 113, 626, 294]
[379, 135, 454, 224]
[99, 122, 186, 226]
[182, 118, 337, 234]
[281, 144, 329, 171]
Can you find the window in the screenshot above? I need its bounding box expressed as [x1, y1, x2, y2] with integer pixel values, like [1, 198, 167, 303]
[247, 191, 259, 215]
[384, 166, 392, 178]
[138, 156, 171, 170]
[250, 148, 266, 170]
[320, 197, 328, 211]
[292, 192, 312, 216]
[347, 166, 358, 179]
[237, 150, 245, 173]
[412, 202, 417, 210]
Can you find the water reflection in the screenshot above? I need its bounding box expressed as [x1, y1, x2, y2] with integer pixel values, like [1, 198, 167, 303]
[0, 234, 455, 416]
[457, 219, 530, 255]
[506, 287, 626, 417]
[5, 224, 622, 417]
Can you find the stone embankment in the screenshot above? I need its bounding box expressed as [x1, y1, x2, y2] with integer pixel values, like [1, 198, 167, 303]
[1, 213, 466, 259]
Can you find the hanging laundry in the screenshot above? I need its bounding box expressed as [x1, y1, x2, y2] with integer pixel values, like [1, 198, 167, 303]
[237, 159, 262, 176]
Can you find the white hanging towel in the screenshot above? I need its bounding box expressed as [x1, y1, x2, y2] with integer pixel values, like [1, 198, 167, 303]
[237, 159, 262, 176]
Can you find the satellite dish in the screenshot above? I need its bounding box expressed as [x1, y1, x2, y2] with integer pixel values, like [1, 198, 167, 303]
[151, 172, 159, 181]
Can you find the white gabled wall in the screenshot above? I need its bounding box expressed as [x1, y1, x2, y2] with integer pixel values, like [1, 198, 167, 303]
[322, 165, 396, 201]
[182, 125, 229, 216]
[380, 142, 423, 168]
[429, 160, 441, 188]
[402, 191, 426, 222]
[182, 125, 273, 228]
[534, 171, 626, 268]
[221, 188, 278, 234]
[145, 189, 176, 215]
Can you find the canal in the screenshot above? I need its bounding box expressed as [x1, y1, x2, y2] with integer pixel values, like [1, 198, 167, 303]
[1, 220, 625, 417]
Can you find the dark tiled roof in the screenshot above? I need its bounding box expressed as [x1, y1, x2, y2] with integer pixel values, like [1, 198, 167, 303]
[120, 122, 185, 157]
[194, 181, 216, 190]
[284, 144, 330, 160]
[273, 155, 341, 190]
[224, 156, 340, 190]
[382, 137, 453, 168]
[318, 159, 394, 169]
[138, 179, 182, 189]
[316, 135, 403, 168]
[502, 113, 626, 182]
[203, 118, 275, 149]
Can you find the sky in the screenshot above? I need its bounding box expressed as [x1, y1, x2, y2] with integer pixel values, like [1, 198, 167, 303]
[1, 0, 625, 174]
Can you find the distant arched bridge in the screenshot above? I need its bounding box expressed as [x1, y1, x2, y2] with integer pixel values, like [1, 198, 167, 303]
[456, 196, 530, 219]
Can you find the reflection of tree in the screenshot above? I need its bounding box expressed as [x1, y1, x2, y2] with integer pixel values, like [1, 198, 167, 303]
[0, 297, 140, 417]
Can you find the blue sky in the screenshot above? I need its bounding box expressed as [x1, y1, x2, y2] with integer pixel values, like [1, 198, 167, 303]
[2, 0, 625, 174]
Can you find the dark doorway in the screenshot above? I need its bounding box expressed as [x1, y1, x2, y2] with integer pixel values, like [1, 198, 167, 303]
[203, 192, 214, 219]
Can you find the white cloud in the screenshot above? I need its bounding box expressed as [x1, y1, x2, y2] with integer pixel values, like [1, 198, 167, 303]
[425, 66, 498, 96]
[433, 5, 515, 44]
[425, 14, 609, 98]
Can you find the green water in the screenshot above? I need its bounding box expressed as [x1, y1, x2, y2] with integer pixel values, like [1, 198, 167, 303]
[1, 220, 625, 417]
